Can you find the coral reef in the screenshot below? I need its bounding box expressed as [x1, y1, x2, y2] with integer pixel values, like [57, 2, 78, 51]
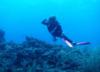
[0, 34, 99, 72]
[0, 29, 6, 50]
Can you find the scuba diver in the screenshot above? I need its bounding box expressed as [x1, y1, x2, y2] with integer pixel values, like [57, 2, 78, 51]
[41, 16, 90, 48]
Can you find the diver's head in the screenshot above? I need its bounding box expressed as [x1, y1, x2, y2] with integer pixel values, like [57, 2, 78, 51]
[41, 16, 56, 26]
[49, 16, 56, 22]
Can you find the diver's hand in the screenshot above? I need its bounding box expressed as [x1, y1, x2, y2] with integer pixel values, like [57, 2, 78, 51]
[41, 19, 48, 24]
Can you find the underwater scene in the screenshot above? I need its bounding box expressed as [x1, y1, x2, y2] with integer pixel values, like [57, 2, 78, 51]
[0, 0, 100, 72]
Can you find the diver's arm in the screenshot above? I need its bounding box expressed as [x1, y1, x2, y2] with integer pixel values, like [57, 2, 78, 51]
[41, 19, 48, 24]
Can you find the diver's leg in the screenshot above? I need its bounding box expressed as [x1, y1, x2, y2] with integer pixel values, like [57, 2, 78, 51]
[61, 34, 74, 48]
[61, 34, 73, 43]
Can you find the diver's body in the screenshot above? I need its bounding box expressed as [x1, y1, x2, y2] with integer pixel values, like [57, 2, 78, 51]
[42, 16, 74, 47]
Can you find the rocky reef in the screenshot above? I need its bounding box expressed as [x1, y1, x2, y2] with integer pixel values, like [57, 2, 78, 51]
[0, 30, 99, 72]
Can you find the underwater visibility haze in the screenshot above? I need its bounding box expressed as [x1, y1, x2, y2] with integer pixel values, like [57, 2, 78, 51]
[0, 0, 100, 46]
[0, 0, 100, 72]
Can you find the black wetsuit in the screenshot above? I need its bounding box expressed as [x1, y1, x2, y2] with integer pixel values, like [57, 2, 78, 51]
[46, 19, 73, 43]
[47, 20, 62, 37]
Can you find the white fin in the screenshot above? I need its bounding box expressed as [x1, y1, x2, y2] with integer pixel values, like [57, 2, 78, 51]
[63, 39, 74, 48]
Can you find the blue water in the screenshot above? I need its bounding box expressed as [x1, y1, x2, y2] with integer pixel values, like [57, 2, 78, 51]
[0, 0, 100, 47]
